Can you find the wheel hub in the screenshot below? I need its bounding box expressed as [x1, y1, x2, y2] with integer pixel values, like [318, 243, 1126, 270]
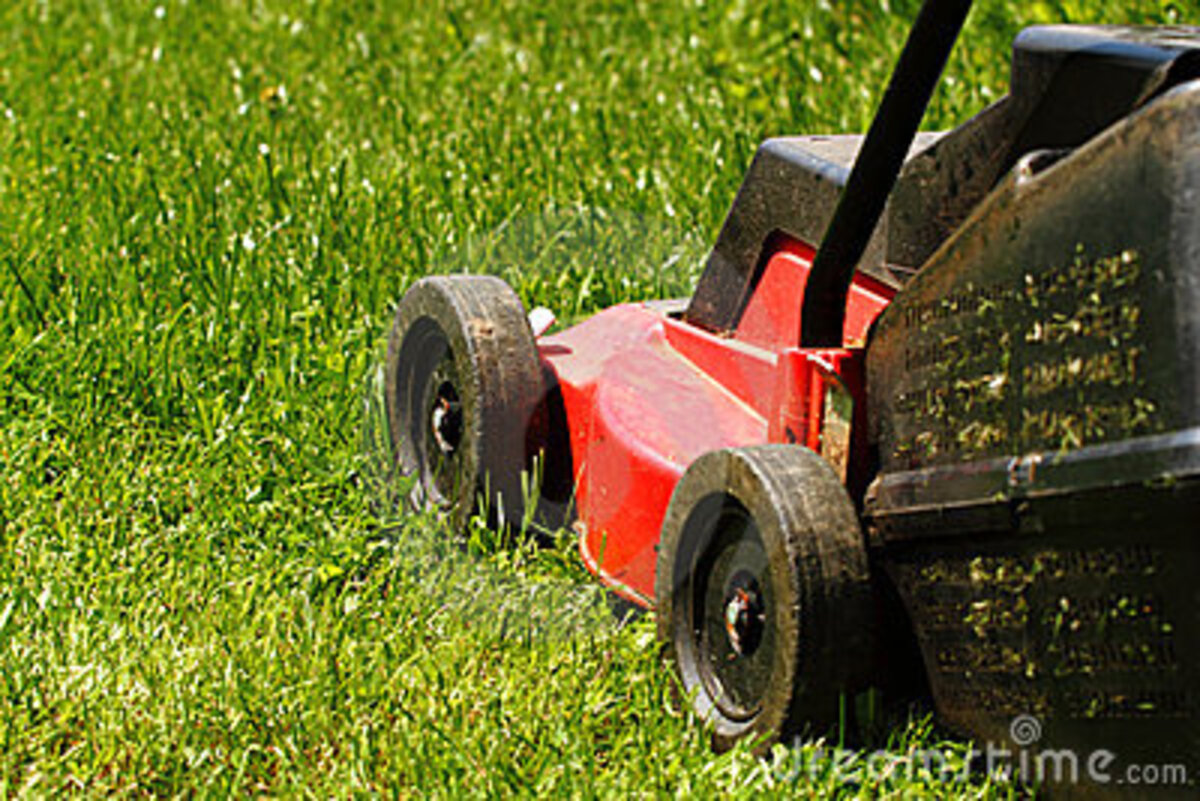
[723, 577, 765, 657]
[687, 501, 775, 721]
[430, 380, 463, 455]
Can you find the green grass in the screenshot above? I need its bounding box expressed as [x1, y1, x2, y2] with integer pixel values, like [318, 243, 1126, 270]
[0, 0, 1182, 795]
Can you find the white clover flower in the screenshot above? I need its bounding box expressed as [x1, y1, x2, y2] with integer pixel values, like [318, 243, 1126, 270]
[241, 233, 256, 251]
[154, 5, 166, 20]
[237, 101, 251, 116]
[258, 142, 270, 157]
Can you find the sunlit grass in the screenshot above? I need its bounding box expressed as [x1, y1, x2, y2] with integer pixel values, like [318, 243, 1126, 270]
[0, 0, 1180, 794]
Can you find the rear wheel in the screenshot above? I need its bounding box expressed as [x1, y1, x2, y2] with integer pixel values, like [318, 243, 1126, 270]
[655, 445, 875, 751]
[385, 275, 545, 530]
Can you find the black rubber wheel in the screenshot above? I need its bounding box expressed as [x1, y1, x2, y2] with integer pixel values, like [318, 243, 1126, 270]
[385, 275, 545, 530]
[655, 444, 875, 751]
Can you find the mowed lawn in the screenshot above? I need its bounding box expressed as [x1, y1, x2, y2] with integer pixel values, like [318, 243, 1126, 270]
[0, 0, 1182, 795]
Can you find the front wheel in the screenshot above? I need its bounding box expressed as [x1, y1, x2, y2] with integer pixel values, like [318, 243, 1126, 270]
[384, 275, 545, 531]
[654, 445, 875, 751]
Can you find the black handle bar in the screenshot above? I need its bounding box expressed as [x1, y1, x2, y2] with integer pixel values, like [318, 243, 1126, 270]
[800, 0, 974, 346]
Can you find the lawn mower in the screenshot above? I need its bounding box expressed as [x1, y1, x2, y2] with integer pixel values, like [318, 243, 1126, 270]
[386, 0, 1199, 786]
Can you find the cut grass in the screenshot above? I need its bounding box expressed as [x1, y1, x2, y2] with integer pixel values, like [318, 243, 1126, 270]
[0, 0, 1182, 795]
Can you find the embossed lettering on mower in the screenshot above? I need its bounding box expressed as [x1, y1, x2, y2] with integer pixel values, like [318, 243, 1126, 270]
[387, 0, 1200, 773]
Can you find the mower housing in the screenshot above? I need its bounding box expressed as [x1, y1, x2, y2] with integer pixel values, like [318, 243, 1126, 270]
[536, 24, 1200, 782]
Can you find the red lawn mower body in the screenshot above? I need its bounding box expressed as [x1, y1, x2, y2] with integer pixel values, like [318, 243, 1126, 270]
[541, 238, 892, 605]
